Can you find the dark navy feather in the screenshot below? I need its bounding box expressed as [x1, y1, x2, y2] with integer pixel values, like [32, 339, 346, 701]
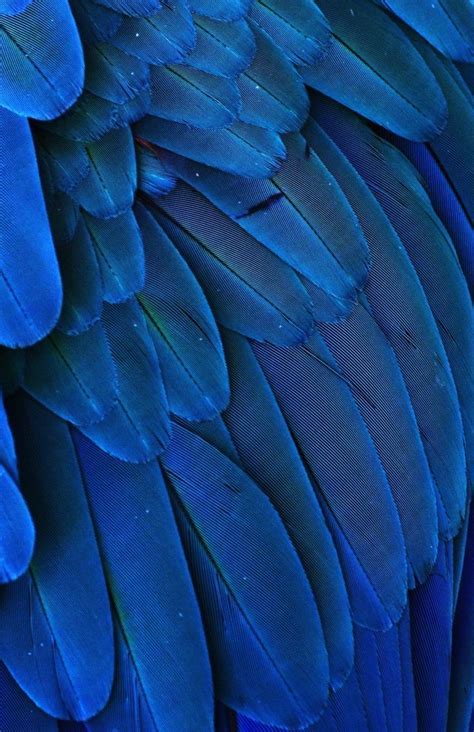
[55, 218, 103, 336]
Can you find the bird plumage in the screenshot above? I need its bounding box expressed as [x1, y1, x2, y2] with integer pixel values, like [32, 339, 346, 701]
[0, 0, 473, 730]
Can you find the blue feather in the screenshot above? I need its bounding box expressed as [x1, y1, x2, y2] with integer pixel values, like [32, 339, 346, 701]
[135, 115, 286, 177]
[36, 131, 91, 194]
[0, 661, 57, 731]
[161, 420, 330, 728]
[221, 330, 353, 689]
[187, 0, 251, 22]
[0, 109, 62, 348]
[55, 218, 103, 336]
[411, 35, 474, 224]
[136, 139, 177, 196]
[69, 0, 122, 46]
[136, 202, 229, 421]
[112, 84, 151, 127]
[43, 92, 119, 143]
[237, 24, 308, 133]
[80, 299, 171, 461]
[0, 0, 84, 119]
[185, 16, 256, 79]
[0, 395, 34, 583]
[0, 395, 114, 720]
[253, 332, 408, 628]
[149, 65, 241, 129]
[23, 323, 117, 426]
[250, 0, 331, 66]
[84, 44, 150, 104]
[0, 0, 31, 14]
[304, 118, 445, 584]
[302, 0, 447, 141]
[110, 0, 196, 65]
[94, 0, 161, 15]
[44, 189, 80, 245]
[152, 182, 314, 345]
[82, 209, 145, 303]
[376, 0, 474, 62]
[313, 102, 469, 539]
[395, 140, 474, 295]
[73, 431, 214, 732]
[409, 540, 453, 730]
[448, 507, 474, 731]
[69, 127, 137, 218]
[160, 137, 368, 320]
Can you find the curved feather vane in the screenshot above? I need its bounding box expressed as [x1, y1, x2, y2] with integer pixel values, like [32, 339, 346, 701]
[69, 126, 137, 218]
[0, 395, 34, 584]
[220, 329, 353, 688]
[159, 137, 369, 319]
[302, 0, 448, 141]
[136, 115, 286, 177]
[0, 395, 114, 720]
[110, 0, 196, 65]
[314, 99, 469, 538]
[79, 299, 171, 461]
[374, 0, 474, 62]
[0, 0, 472, 728]
[161, 420, 329, 728]
[0, 0, 84, 119]
[0, 109, 62, 348]
[237, 24, 308, 134]
[186, 16, 256, 79]
[23, 322, 118, 426]
[250, 0, 331, 66]
[135, 202, 230, 421]
[151, 183, 314, 345]
[82, 208, 145, 303]
[73, 431, 215, 732]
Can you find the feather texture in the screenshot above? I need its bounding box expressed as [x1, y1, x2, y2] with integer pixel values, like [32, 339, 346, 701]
[0, 0, 84, 119]
[0, 109, 62, 347]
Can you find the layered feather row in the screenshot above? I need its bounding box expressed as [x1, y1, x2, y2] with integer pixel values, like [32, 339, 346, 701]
[0, 0, 473, 730]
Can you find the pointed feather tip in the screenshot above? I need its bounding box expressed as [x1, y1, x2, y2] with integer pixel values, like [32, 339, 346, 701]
[0, 469, 35, 583]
